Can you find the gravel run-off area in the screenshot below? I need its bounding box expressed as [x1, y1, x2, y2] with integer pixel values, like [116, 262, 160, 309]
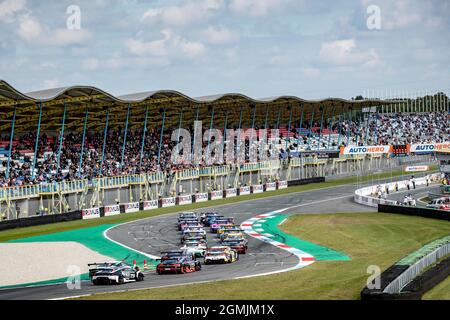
[0, 242, 114, 287]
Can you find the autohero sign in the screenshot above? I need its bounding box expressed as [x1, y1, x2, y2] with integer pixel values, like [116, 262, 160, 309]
[124, 202, 140, 213]
[252, 184, 263, 194]
[340, 145, 391, 155]
[82, 207, 100, 220]
[177, 195, 192, 205]
[143, 200, 158, 210]
[405, 165, 429, 173]
[410, 143, 450, 153]
[195, 193, 208, 203]
[104, 205, 120, 216]
[161, 197, 176, 207]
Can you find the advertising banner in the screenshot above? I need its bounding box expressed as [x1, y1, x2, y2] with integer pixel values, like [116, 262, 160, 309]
[143, 200, 158, 210]
[177, 195, 193, 205]
[340, 145, 391, 155]
[277, 180, 288, 189]
[123, 202, 140, 213]
[195, 193, 208, 203]
[409, 143, 450, 153]
[239, 186, 251, 195]
[404, 166, 429, 173]
[161, 197, 176, 208]
[225, 188, 237, 198]
[104, 205, 120, 216]
[265, 182, 276, 191]
[82, 207, 100, 220]
[252, 184, 264, 194]
[210, 190, 223, 200]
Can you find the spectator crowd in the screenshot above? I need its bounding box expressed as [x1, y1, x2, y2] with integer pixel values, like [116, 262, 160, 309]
[0, 112, 448, 188]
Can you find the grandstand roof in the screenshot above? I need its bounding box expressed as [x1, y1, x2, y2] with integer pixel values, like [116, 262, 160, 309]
[0, 79, 394, 134]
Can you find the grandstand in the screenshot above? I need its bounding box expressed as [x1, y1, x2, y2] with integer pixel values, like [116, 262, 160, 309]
[0, 79, 448, 220]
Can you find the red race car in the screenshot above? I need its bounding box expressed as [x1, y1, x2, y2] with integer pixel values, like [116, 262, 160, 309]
[156, 256, 201, 274]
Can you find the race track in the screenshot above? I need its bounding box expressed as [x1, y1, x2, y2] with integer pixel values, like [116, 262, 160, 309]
[0, 176, 434, 300]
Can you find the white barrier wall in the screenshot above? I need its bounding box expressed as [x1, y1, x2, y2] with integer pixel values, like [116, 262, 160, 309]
[104, 205, 120, 216]
[82, 207, 100, 219]
[354, 174, 441, 208]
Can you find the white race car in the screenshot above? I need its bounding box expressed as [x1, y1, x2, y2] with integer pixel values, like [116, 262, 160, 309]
[180, 240, 207, 258]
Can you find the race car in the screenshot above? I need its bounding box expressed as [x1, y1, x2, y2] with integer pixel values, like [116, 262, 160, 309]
[217, 225, 240, 237]
[156, 256, 201, 274]
[180, 240, 207, 258]
[181, 230, 207, 242]
[200, 212, 220, 225]
[178, 212, 198, 221]
[182, 226, 206, 235]
[204, 246, 239, 264]
[203, 215, 226, 227]
[222, 233, 247, 244]
[218, 228, 244, 241]
[90, 265, 144, 285]
[88, 261, 129, 279]
[221, 239, 248, 254]
[160, 250, 194, 262]
[182, 235, 207, 244]
[210, 219, 235, 233]
[179, 220, 203, 231]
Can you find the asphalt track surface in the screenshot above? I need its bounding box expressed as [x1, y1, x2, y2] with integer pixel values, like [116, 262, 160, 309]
[0, 176, 436, 300]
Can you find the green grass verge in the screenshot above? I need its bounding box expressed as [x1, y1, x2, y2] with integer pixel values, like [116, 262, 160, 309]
[423, 276, 450, 300]
[0, 167, 435, 243]
[74, 212, 450, 300]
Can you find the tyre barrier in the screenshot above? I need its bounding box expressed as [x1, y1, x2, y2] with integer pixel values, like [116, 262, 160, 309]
[0, 177, 325, 231]
[378, 204, 450, 221]
[0, 210, 82, 231]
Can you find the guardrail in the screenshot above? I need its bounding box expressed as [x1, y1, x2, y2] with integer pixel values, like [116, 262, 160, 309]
[383, 241, 450, 294]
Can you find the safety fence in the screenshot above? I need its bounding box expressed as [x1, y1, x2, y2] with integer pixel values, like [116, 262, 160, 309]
[0, 177, 324, 231]
[0, 172, 166, 201]
[383, 238, 450, 294]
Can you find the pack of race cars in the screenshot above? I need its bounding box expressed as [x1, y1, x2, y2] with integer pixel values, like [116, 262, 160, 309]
[88, 211, 248, 284]
[156, 211, 248, 274]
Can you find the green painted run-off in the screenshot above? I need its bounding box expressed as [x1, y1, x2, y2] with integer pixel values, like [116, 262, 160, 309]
[2, 224, 158, 289]
[257, 215, 350, 261]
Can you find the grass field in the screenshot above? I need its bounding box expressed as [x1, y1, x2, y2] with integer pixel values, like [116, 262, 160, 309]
[0, 167, 436, 243]
[423, 277, 450, 300]
[75, 212, 450, 300]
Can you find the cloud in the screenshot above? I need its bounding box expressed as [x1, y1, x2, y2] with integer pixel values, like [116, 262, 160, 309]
[17, 14, 90, 46]
[42, 79, 60, 89]
[82, 58, 100, 70]
[319, 39, 380, 68]
[202, 26, 239, 44]
[0, 0, 26, 22]
[17, 14, 41, 41]
[126, 30, 205, 60]
[141, 0, 225, 27]
[303, 67, 320, 79]
[229, 0, 283, 17]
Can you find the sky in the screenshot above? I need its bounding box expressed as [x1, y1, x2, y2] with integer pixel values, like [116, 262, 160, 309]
[0, 0, 449, 99]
